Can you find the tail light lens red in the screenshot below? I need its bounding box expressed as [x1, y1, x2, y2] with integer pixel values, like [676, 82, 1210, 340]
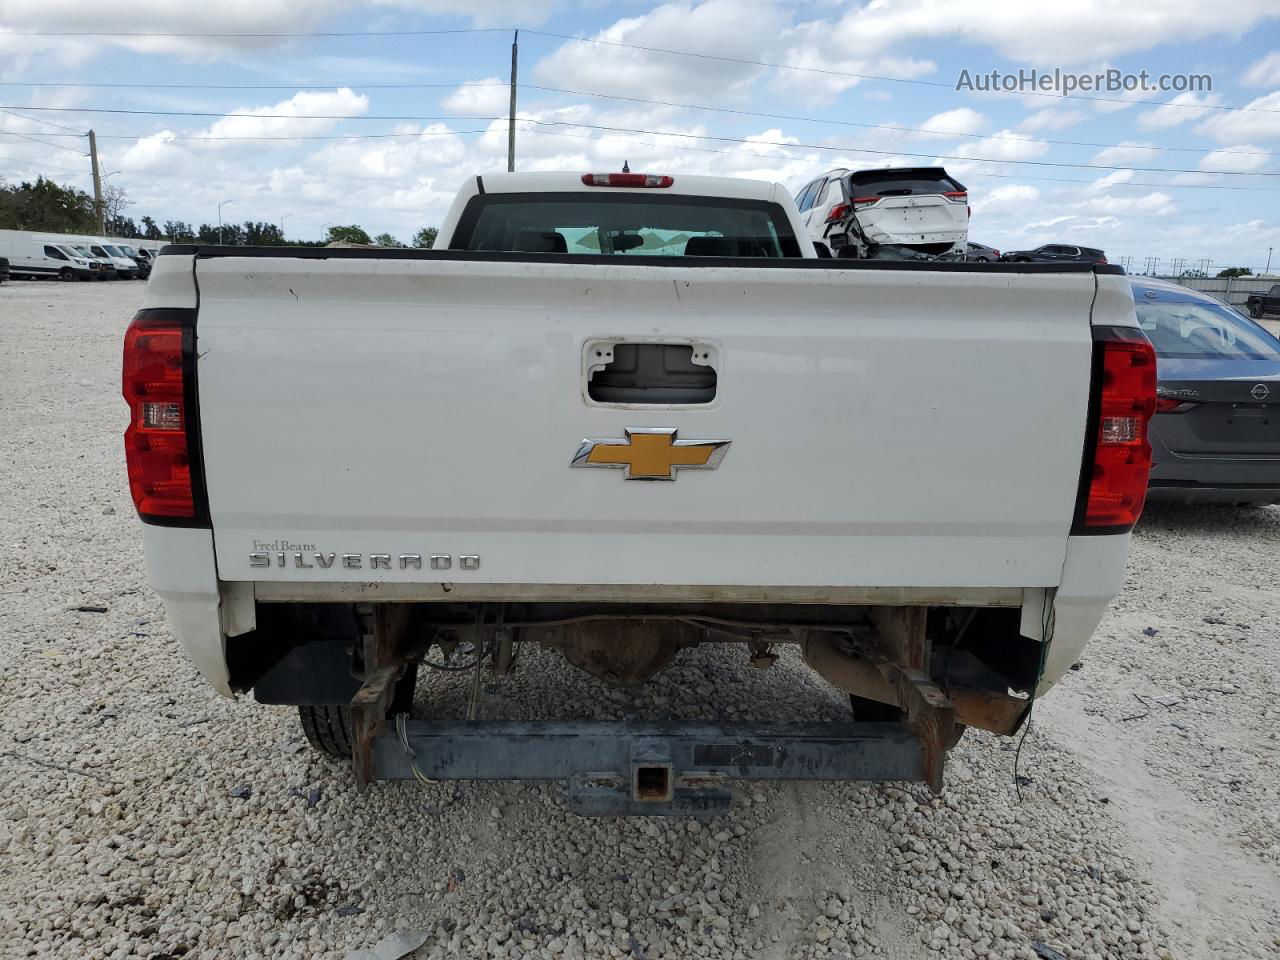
[943, 191, 968, 202]
[123, 309, 207, 524]
[581, 173, 673, 188]
[825, 202, 850, 223]
[1074, 327, 1157, 532]
[851, 196, 879, 207]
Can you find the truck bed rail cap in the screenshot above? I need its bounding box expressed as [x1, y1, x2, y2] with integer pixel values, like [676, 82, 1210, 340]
[157, 244, 1124, 274]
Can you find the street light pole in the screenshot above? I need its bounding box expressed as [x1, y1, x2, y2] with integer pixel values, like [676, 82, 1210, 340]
[218, 199, 235, 245]
[1267, 247, 1273, 275]
[281, 213, 292, 241]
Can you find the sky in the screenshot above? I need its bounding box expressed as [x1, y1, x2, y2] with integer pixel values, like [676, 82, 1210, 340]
[1, 0, 1278, 272]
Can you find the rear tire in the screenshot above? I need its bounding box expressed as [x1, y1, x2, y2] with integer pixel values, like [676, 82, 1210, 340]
[297, 663, 419, 760]
[298, 704, 354, 759]
[59, 267, 74, 282]
[1250, 304, 1263, 318]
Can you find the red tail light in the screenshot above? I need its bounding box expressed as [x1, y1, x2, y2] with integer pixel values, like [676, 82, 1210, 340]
[851, 196, 879, 207]
[582, 173, 673, 188]
[123, 309, 206, 524]
[1074, 327, 1157, 532]
[943, 191, 967, 202]
[825, 202, 850, 223]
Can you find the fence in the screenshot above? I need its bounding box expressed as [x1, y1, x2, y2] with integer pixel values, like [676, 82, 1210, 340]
[1152, 274, 1277, 310]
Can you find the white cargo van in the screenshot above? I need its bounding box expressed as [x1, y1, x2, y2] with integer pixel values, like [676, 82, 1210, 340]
[69, 237, 140, 279]
[0, 231, 98, 280]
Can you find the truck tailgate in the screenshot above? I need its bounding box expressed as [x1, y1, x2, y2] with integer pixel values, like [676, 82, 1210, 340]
[194, 255, 1098, 590]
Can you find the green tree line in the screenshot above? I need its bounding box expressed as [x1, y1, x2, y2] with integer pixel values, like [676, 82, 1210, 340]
[0, 176, 437, 248]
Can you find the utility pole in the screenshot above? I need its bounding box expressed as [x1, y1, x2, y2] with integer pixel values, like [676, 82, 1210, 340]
[508, 30, 518, 173]
[88, 129, 105, 235]
[1267, 247, 1274, 275]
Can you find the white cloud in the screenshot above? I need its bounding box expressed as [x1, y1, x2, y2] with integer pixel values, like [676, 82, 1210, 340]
[1242, 51, 1280, 87]
[370, 0, 561, 27]
[949, 129, 1049, 164]
[1073, 191, 1176, 216]
[441, 79, 510, 116]
[1091, 141, 1162, 166]
[0, 2, 346, 62]
[1090, 169, 1135, 190]
[1196, 90, 1280, 143]
[937, 129, 1050, 183]
[969, 183, 1039, 213]
[1199, 144, 1272, 173]
[1020, 108, 1087, 132]
[820, 0, 1279, 65]
[532, 0, 787, 101]
[199, 88, 370, 143]
[914, 108, 986, 139]
[1137, 91, 1223, 130]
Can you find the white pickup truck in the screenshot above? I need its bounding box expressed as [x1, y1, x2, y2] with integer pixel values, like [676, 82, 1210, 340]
[126, 171, 1155, 815]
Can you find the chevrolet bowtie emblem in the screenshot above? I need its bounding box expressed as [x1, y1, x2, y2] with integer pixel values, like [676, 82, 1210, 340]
[571, 428, 730, 481]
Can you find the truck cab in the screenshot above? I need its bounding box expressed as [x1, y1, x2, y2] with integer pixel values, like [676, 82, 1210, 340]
[1246, 283, 1280, 318]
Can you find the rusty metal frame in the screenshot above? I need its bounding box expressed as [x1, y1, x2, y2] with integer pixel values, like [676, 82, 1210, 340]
[867, 607, 956, 793]
[350, 603, 415, 789]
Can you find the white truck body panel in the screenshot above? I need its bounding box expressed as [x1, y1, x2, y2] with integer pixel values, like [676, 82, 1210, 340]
[133, 174, 1142, 707]
[189, 256, 1099, 590]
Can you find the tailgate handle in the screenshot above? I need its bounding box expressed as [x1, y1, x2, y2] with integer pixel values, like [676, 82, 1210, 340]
[586, 342, 717, 405]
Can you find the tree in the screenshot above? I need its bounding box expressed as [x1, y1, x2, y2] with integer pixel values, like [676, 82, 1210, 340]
[108, 215, 138, 237]
[1179, 269, 1207, 279]
[0, 176, 96, 232]
[326, 224, 371, 245]
[373, 232, 405, 247]
[140, 215, 162, 240]
[413, 226, 438, 248]
[197, 222, 245, 245]
[243, 221, 285, 245]
[1217, 267, 1253, 278]
[163, 220, 193, 242]
[102, 184, 131, 232]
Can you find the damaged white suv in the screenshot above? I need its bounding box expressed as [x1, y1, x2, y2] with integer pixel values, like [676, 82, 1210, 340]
[795, 166, 970, 260]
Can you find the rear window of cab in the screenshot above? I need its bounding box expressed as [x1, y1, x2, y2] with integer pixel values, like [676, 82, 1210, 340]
[450, 193, 803, 258]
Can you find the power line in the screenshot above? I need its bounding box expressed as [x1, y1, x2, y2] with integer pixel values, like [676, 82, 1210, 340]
[1, 105, 1274, 180]
[523, 84, 1273, 156]
[2, 79, 1260, 156]
[0, 104, 498, 122]
[521, 118, 1280, 176]
[4, 103, 1275, 176]
[522, 127, 1280, 192]
[0, 153, 90, 174]
[0, 80, 507, 91]
[521, 31, 1280, 116]
[0, 129, 492, 142]
[0, 107, 85, 133]
[3, 24, 1274, 114]
[1, 27, 508, 38]
[0, 130, 82, 152]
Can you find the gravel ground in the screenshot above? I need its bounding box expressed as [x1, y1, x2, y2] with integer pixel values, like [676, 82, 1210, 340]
[1, 280, 1278, 960]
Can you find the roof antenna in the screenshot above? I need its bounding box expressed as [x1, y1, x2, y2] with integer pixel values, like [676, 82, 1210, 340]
[621, 160, 630, 173]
